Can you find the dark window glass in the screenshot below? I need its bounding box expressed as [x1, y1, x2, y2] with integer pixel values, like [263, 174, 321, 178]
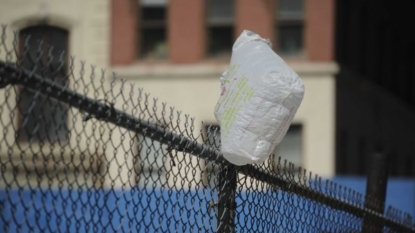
[204, 125, 221, 187]
[141, 7, 166, 21]
[207, 26, 234, 57]
[134, 123, 168, 186]
[276, 0, 304, 55]
[207, 0, 234, 24]
[18, 25, 69, 143]
[207, 0, 234, 57]
[278, 0, 304, 20]
[278, 25, 303, 55]
[139, 4, 167, 59]
[274, 124, 302, 167]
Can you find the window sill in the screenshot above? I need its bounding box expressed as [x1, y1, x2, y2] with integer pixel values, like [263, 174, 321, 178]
[0, 143, 103, 187]
[112, 61, 229, 80]
[111, 60, 338, 80]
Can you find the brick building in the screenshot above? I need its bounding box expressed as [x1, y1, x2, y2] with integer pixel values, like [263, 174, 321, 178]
[111, 0, 334, 64]
[0, 0, 338, 190]
[111, 0, 337, 176]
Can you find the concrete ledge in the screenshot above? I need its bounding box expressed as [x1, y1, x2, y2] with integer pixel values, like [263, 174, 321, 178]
[112, 62, 339, 80]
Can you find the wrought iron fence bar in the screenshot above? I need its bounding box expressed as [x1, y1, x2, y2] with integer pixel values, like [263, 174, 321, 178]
[217, 164, 237, 233]
[0, 61, 414, 232]
[0, 61, 226, 165]
[237, 165, 413, 232]
[363, 152, 390, 231]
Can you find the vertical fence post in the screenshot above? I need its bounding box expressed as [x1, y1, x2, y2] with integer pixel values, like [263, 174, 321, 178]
[217, 164, 237, 233]
[363, 152, 390, 232]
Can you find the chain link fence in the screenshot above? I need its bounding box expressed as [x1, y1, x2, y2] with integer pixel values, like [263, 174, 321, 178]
[0, 24, 414, 232]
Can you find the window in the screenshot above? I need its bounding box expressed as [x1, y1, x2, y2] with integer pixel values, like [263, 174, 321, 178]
[18, 25, 69, 143]
[203, 125, 221, 187]
[203, 124, 302, 184]
[276, 0, 304, 56]
[135, 127, 168, 187]
[273, 124, 302, 167]
[203, 124, 302, 183]
[207, 0, 235, 57]
[139, 0, 168, 59]
[1, 151, 103, 188]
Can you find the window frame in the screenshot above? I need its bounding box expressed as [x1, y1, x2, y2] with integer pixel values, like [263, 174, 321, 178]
[138, 2, 168, 60]
[202, 124, 221, 187]
[274, 0, 306, 57]
[17, 25, 70, 143]
[134, 123, 170, 186]
[206, 0, 235, 58]
[272, 124, 303, 173]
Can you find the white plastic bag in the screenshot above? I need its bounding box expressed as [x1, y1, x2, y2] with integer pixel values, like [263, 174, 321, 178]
[214, 30, 305, 166]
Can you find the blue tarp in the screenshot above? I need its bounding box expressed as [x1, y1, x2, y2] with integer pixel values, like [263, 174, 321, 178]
[333, 177, 415, 217]
[1, 178, 413, 232]
[0, 188, 340, 232]
[0, 188, 216, 233]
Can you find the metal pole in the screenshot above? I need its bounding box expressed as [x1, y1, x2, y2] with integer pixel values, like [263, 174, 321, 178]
[217, 164, 237, 233]
[363, 152, 390, 232]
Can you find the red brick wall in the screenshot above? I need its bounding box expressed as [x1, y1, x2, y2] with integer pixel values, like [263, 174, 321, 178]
[306, 0, 335, 61]
[110, 0, 138, 66]
[109, 0, 335, 65]
[169, 0, 205, 63]
[236, 0, 275, 45]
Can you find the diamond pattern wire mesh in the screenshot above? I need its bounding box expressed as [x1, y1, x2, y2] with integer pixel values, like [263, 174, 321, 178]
[0, 24, 414, 232]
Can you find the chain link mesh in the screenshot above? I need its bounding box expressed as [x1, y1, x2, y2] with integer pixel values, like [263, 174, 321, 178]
[0, 24, 414, 232]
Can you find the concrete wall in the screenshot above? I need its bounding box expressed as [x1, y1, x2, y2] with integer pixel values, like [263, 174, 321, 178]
[0, 0, 118, 188]
[109, 0, 338, 177]
[112, 62, 338, 177]
[0, 0, 110, 66]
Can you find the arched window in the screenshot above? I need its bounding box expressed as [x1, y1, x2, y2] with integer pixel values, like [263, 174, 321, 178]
[17, 25, 69, 142]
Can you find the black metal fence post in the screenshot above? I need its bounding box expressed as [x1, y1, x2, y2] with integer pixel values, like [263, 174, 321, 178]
[217, 164, 237, 233]
[363, 152, 390, 232]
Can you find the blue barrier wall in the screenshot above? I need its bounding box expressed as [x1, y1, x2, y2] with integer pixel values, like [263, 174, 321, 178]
[1, 178, 414, 232]
[333, 177, 415, 217]
[0, 188, 215, 233]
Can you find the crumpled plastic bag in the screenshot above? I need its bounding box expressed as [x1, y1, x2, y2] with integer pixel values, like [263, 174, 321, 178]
[214, 30, 305, 166]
